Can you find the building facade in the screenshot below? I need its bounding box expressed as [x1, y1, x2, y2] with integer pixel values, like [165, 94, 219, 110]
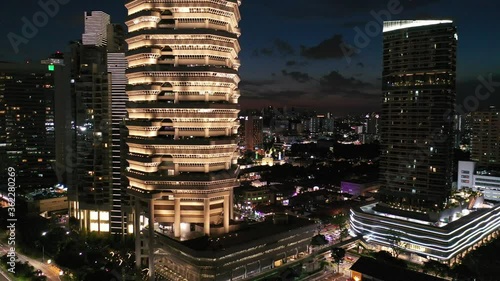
[124, 0, 242, 277]
[458, 160, 500, 202]
[0, 62, 57, 190]
[82, 11, 111, 47]
[238, 115, 263, 150]
[68, 12, 130, 234]
[350, 20, 500, 265]
[379, 20, 457, 211]
[470, 106, 500, 167]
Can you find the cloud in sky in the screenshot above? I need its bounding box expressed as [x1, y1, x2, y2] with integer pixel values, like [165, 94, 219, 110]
[300, 34, 357, 60]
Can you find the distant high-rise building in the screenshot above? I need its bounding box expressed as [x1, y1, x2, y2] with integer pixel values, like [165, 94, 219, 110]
[470, 106, 500, 167]
[379, 20, 457, 210]
[0, 62, 57, 190]
[364, 113, 379, 135]
[82, 11, 111, 46]
[304, 113, 334, 135]
[361, 112, 380, 144]
[239, 116, 263, 150]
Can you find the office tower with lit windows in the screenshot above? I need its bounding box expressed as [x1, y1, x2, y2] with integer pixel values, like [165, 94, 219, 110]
[470, 106, 500, 167]
[0, 62, 57, 190]
[350, 20, 500, 265]
[379, 20, 457, 211]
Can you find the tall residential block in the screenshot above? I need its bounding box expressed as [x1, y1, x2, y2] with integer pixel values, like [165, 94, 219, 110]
[379, 20, 457, 211]
[470, 106, 500, 167]
[68, 12, 129, 234]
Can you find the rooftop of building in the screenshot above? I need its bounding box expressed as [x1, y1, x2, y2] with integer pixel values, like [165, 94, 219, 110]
[350, 256, 446, 281]
[27, 185, 67, 201]
[475, 167, 500, 177]
[176, 214, 315, 252]
[341, 178, 379, 185]
[383, 20, 454, 33]
[356, 199, 496, 231]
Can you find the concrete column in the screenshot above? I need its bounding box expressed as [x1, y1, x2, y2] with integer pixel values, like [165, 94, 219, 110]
[148, 200, 155, 281]
[224, 195, 230, 233]
[204, 128, 209, 138]
[134, 198, 142, 267]
[204, 163, 209, 173]
[174, 92, 179, 103]
[204, 199, 210, 236]
[229, 191, 234, 220]
[174, 198, 181, 237]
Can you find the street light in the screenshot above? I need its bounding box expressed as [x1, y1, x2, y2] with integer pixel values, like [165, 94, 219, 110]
[41, 232, 47, 262]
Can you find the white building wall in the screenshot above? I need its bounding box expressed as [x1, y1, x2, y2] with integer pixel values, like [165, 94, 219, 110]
[457, 161, 476, 190]
[82, 11, 111, 46]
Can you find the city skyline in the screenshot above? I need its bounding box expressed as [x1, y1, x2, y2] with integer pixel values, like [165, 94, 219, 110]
[1, 1, 500, 281]
[0, 0, 499, 114]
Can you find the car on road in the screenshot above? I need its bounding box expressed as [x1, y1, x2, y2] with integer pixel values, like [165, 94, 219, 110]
[34, 269, 44, 276]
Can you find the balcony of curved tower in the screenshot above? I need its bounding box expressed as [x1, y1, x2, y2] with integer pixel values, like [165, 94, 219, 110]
[125, 28, 238, 41]
[126, 13, 161, 32]
[125, 165, 240, 193]
[126, 47, 163, 67]
[126, 140, 237, 154]
[125, 0, 241, 19]
[125, 9, 161, 23]
[127, 122, 239, 138]
[127, 100, 239, 118]
[126, 84, 163, 101]
[126, 136, 237, 150]
[125, 64, 238, 75]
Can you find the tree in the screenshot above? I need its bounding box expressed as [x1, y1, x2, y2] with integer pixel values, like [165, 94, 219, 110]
[331, 247, 346, 272]
[450, 264, 476, 281]
[330, 214, 349, 241]
[423, 260, 450, 277]
[387, 229, 407, 258]
[372, 250, 407, 268]
[311, 234, 328, 246]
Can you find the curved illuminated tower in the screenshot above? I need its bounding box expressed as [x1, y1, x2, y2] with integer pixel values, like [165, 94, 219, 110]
[124, 0, 241, 244]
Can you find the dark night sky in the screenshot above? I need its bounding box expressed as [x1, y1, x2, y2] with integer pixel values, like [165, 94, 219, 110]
[0, 0, 498, 114]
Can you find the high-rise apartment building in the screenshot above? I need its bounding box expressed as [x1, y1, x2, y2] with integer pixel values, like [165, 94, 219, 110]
[82, 11, 111, 47]
[379, 20, 457, 211]
[470, 106, 500, 167]
[351, 20, 500, 264]
[68, 12, 129, 234]
[239, 115, 263, 150]
[0, 62, 57, 190]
